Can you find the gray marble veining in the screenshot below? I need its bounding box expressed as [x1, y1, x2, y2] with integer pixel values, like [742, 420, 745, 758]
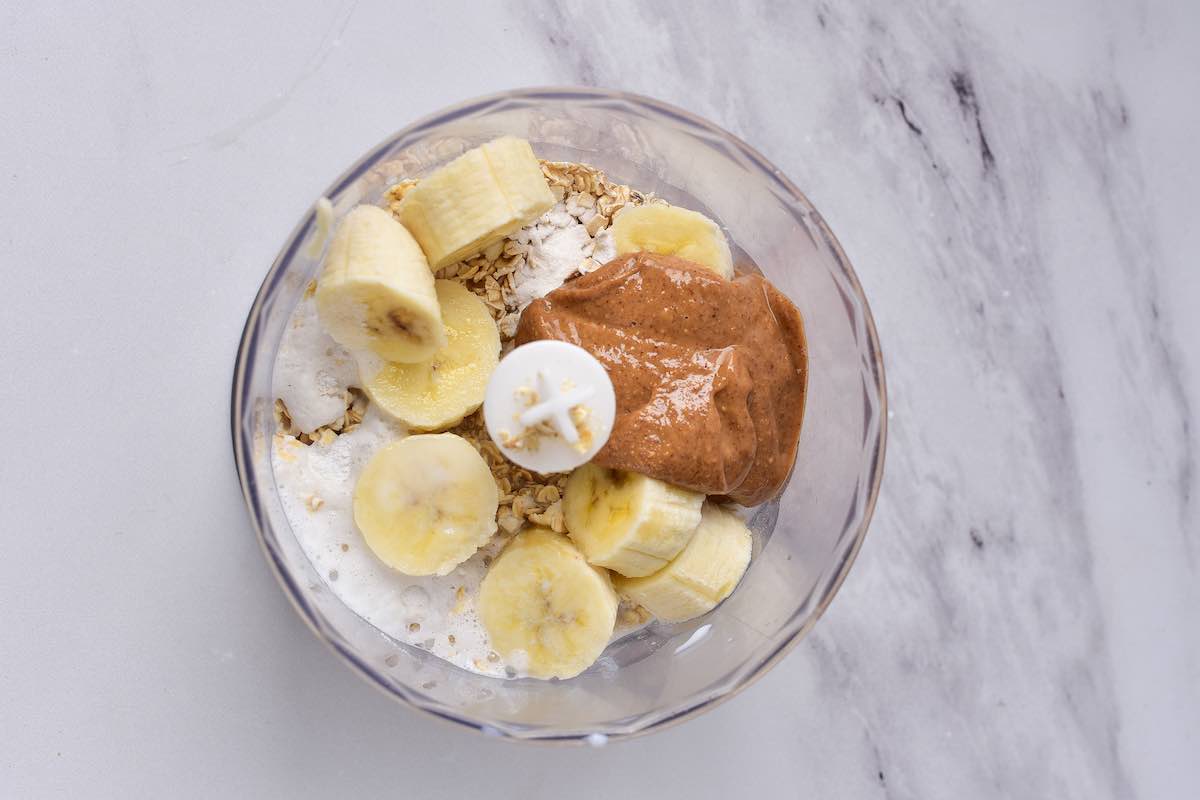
[519, 4, 1199, 796]
[1, 1, 1195, 797]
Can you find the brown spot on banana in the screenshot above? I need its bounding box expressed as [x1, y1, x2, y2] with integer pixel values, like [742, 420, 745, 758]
[387, 310, 413, 335]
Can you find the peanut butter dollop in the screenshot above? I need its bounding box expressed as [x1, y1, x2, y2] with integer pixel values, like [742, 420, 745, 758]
[515, 253, 807, 505]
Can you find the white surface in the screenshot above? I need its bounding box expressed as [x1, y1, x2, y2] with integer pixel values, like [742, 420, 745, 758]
[2, 2, 1197, 798]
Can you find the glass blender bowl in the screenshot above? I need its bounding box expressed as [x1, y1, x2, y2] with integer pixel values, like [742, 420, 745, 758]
[231, 87, 886, 742]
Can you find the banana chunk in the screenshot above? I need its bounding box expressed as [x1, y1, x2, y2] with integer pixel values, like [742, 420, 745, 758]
[316, 205, 446, 363]
[479, 528, 619, 680]
[356, 280, 500, 431]
[563, 464, 704, 577]
[352, 433, 499, 577]
[613, 503, 752, 623]
[610, 204, 734, 278]
[396, 137, 555, 269]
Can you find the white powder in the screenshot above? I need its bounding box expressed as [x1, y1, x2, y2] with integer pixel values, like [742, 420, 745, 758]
[513, 224, 591, 309]
[511, 197, 619, 310]
[272, 405, 508, 679]
[271, 295, 358, 433]
[591, 227, 616, 266]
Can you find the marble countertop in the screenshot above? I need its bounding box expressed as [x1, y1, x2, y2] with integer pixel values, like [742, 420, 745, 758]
[2, 2, 1196, 797]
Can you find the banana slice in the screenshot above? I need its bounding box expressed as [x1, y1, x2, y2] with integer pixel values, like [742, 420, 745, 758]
[610, 204, 734, 278]
[316, 205, 446, 362]
[352, 433, 499, 576]
[396, 137, 555, 269]
[356, 280, 500, 431]
[563, 464, 704, 577]
[613, 503, 752, 623]
[478, 528, 618, 680]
